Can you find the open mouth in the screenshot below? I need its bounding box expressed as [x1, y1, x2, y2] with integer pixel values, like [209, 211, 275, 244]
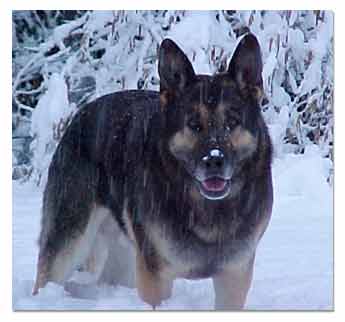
[201, 177, 227, 192]
[197, 176, 231, 200]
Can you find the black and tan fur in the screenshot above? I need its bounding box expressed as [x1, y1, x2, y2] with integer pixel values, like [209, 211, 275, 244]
[33, 33, 273, 310]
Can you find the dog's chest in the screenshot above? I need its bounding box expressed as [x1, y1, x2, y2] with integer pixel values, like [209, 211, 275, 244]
[147, 223, 212, 277]
[147, 220, 253, 279]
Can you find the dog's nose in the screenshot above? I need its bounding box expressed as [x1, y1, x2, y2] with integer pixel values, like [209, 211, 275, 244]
[202, 149, 225, 170]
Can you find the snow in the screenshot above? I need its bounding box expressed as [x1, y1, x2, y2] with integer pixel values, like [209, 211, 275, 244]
[85, 11, 113, 33]
[272, 86, 291, 107]
[30, 73, 72, 185]
[53, 14, 88, 46]
[12, 147, 333, 310]
[166, 11, 233, 75]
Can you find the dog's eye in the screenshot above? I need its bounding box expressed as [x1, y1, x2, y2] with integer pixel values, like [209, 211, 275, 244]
[187, 119, 202, 132]
[226, 117, 240, 130]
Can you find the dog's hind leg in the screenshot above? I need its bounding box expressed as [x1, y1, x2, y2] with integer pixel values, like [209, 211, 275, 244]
[94, 215, 136, 288]
[82, 226, 109, 284]
[33, 205, 110, 294]
[32, 152, 109, 295]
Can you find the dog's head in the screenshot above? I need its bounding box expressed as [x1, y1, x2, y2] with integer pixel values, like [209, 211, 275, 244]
[158, 34, 264, 200]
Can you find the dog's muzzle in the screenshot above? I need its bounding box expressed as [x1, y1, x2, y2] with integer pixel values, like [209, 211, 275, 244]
[195, 149, 232, 200]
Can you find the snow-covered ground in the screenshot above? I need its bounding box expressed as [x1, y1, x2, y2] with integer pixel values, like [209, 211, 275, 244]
[12, 146, 333, 310]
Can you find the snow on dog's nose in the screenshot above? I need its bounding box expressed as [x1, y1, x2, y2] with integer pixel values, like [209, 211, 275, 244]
[201, 149, 225, 172]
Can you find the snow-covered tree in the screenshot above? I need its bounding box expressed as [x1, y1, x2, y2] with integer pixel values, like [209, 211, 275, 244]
[12, 10, 333, 184]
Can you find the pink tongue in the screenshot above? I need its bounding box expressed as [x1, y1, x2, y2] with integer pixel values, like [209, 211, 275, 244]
[202, 178, 227, 192]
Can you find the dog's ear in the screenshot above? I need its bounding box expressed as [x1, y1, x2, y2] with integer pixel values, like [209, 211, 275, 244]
[227, 33, 263, 100]
[158, 38, 196, 96]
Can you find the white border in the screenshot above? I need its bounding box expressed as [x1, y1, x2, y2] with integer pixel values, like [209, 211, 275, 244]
[2, 1, 342, 321]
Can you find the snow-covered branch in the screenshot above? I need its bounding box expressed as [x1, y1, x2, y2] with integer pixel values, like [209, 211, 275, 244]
[12, 10, 334, 184]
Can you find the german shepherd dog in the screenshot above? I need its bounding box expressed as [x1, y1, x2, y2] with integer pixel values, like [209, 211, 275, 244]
[33, 33, 273, 310]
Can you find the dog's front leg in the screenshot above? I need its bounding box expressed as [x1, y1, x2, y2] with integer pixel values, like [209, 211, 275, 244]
[136, 251, 173, 308]
[212, 254, 255, 310]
